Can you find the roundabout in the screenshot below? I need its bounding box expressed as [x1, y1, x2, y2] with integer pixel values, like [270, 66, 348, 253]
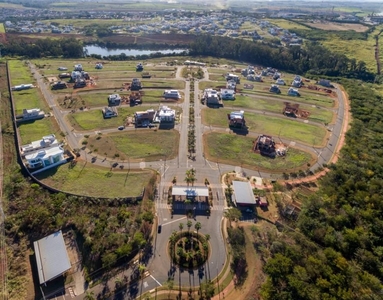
[168, 229, 210, 269]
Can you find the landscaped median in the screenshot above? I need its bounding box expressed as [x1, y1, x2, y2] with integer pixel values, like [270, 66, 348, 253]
[35, 160, 154, 198]
[204, 132, 315, 172]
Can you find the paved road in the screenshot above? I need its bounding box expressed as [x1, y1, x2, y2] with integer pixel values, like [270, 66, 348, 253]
[28, 63, 347, 298]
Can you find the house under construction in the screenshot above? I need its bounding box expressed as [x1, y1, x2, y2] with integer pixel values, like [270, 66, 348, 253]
[254, 134, 276, 157]
[283, 102, 310, 119]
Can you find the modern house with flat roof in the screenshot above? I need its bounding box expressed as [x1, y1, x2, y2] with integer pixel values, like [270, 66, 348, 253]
[232, 181, 256, 207]
[18, 108, 45, 122]
[25, 145, 65, 170]
[21, 134, 58, 155]
[204, 89, 220, 106]
[163, 90, 181, 100]
[220, 88, 235, 100]
[34, 231, 71, 285]
[228, 110, 246, 128]
[108, 94, 122, 106]
[155, 105, 176, 123]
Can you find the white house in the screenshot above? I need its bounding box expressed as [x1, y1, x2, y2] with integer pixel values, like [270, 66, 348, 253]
[288, 87, 300, 96]
[12, 84, 34, 91]
[21, 134, 58, 155]
[95, 63, 103, 69]
[25, 146, 65, 169]
[22, 108, 45, 120]
[269, 84, 281, 94]
[155, 105, 175, 123]
[102, 107, 118, 118]
[220, 89, 235, 100]
[74, 64, 83, 71]
[226, 80, 236, 90]
[203, 89, 220, 106]
[163, 90, 181, 99]
[108, 94, 121, 106]
[276, 78, 285, 85]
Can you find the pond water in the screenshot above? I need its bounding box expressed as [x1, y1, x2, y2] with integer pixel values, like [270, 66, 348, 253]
[84, 45, 187, 56]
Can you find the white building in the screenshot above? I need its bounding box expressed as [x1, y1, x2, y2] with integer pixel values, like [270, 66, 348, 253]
[155, 105, 175, 123]
[25, 146, 65, 169]
[163, 90, 181, 99]
[12, 84, 33, 91]
[220, 89, 235, 100]
[102, 106, 118, 118]
[21, 134, 58, 155]
[22, 108, 45, 120]
[108, 94, 121, 106]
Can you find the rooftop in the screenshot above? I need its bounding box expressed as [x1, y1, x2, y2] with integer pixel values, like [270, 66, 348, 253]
[34, 231, 71, 285]
[232, 181, 256, 205]
[172, 186, 209, 197]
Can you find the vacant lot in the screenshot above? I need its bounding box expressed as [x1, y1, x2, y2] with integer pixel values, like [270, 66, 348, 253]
[18, 118, 61, 144]
[204, 132, 314, 172]
[226, 95, 334, 124]
[87, 130, 179, 161]
[35, 161, 154, 198]
[67, 107, 143, 131]
[304, 21, 369, 32]
[202, 108, 327, 146]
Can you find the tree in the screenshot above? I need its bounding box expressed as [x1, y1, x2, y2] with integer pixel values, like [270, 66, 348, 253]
[187, 220, 193, 234]
[224, 208, 242, 227]
[179, 222, 184, 234]
[205, 234, 210, 242]
[185, 168, 197, 187]
[166, 279, 174, 299]
[195, 221, 202, 234]
[83, 290, 95, 300]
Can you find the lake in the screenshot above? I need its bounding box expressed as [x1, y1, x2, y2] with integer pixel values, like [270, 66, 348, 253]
[84, 45, 187, 56]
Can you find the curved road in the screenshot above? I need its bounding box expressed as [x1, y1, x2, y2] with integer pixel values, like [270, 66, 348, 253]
[29, 63, 348, 296]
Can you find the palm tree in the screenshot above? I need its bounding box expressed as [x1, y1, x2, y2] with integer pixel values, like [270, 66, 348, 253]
[205, 234, 210, 242]
[83, 291, 95, 300]
[187, 220, 192, 235]
[166, 279, 174, 299]
[194, 221, 202, 235]
[179, 222, 184, 235]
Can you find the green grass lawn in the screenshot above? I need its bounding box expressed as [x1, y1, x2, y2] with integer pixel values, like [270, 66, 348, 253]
[18, 118, 61, 144]
[67, 107, 140, 131]
[88, 130, 179, 161]
[227, 95, 334, 124]
[204, 132, 314, 172]
[0, 23, 5, 33]
[202, 108, 327, 146]
[141, 79, 184, 89]
[8, 60, 51, 113]
[35, 161, 154, 198]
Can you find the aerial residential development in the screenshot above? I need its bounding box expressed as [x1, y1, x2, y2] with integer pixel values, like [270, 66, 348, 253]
[0, 1, 383, 300]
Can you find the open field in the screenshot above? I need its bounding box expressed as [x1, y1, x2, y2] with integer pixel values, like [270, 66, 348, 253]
[202, 108, 327, 146]
[87, 130, 179, 161]
[266, 19, 312, 31]
[35, 161, 154, 198]
[18, 118, 61, 144]
[9, 60, 49, 114]
[204, 132, 314, 171]
[225, 95, 334, 124]
[303, 21, 369, 32]
[67, 107, 140, 131]
[320, 25, 383, 72]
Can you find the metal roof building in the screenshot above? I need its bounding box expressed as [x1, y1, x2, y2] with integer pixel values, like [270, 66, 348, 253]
[34, 231, 71, 285]
[232, 181, 256, 205]
[172, 186, 209, 198]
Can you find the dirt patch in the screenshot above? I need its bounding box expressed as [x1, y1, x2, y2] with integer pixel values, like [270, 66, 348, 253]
[46, 76, 58, 83]
[0, 33, 7, 43]
[305, 21, 369, 32]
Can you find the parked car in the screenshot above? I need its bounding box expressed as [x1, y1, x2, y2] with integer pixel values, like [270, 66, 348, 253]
[157, 225, 162, 234]
[245, 208, 253, 213]
[118, 126, 125, 130]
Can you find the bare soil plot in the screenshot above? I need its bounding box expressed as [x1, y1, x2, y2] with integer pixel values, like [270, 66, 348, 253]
[304, 21, 369, 32]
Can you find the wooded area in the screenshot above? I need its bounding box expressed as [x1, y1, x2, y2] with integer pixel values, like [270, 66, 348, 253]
[259, 81, 383, 299]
